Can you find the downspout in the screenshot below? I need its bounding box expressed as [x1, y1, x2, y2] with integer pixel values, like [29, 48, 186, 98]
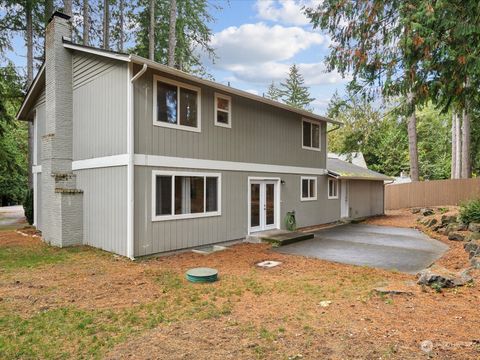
[127, 62, 147, 260]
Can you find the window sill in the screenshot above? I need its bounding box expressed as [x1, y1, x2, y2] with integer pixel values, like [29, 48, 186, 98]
[327, 196, 339, 200]
[302, 145, 321, 152]
[214, 121, 231, 128]
[300, 197, 317, 202]
[153, 121, 201, 133]
[152, 211, 221, 222]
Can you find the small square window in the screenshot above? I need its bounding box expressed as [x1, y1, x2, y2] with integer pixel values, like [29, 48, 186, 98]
[328, 178, 339, 199]
[301, 176, 317, 201]
[215, 93, 231, 128]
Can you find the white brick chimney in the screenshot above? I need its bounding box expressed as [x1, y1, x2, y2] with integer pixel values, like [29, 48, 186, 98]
[41, 11, 83, 247]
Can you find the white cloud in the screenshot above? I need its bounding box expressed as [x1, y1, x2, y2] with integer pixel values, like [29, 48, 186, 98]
[255, 0, 322, 26]
[211, 23, 326, 66]
[244, 89, 260, 95]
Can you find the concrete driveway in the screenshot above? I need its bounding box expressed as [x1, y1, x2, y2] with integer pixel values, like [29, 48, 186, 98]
[275, 224, 449, 273]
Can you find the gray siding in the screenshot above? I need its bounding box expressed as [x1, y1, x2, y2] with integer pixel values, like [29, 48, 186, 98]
[133, 68, 326, 169]
[134, 166, 339, 256]
[36, 173, 42, 230]
[35, 102, 46, 164]
[72, 53, 128, 160]
[348, 180, 385, 218]
[75, 166, 128, 256]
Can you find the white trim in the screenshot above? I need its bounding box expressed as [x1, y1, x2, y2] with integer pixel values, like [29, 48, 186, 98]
[300, 176, 317, 201]
[16, 64, 45, 120]
[135, 154, 327, 175]
[32, 165, 42, 174]
[151, 170, 221, 221]
[214, 93, 232, 128]
[63, 41, 130, 62]
[33, 172, 37, 227]
[33, 110, 38, 166]
[247, 177, 281, 235]
[72, 154, 129, 171]
[340, 180, 349, 218]
[302, 118, 321, 152]
[153, 75, 202, 133]
[328, 178, 339, 199]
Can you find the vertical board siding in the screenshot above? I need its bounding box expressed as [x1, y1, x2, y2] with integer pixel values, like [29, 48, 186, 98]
[35, 102, 46, 163]
[75, 166, 128, 256]
[36, 173, 42, 230]
[348, 180, 385, 218]
[134, 166, 339, 256]
[133, 68, 326, 169]
[72, 53, 127, 160]
[385, 178, 480, 210]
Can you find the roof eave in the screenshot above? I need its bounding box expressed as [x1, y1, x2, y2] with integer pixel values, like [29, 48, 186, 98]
[129, 54, 342, 126]
[16, 63, 46, 121]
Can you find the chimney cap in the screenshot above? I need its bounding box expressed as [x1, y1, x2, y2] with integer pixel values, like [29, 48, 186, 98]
[48, 11, 71, 24]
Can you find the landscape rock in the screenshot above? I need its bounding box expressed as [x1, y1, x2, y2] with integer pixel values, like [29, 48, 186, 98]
[417, 265, 473, 288]
[445, 223, 468, 235]
[420, 208, 435, 217]
[471, 257, 480, 269]
[441, 215, 457, 225]
[468, 223, 480, 233]
[424, 218, 438, 228]
[466, 232, 480, 241]
[411, 208, 421, 214]
[448, 231, 465, 241]
[464, 240, 480, 258]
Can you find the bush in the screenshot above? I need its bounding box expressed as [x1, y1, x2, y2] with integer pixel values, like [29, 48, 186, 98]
[459, 199, 480, 225]
[23, 188, 34, 225]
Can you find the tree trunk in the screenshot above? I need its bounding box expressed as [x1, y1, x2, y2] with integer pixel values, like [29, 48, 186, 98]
[451, 112, 457, 179]
[63, 0, 72, 17]
[118, 0, 125, 52]
[45, 0, 54, 24]
[167, 0, 177, 67]
[26, 0, 34, 189]
[103, 0, 110, 50]
[454, 112, 462, 178]
[149, 0, 155, 60]
[83, 0, 90, 45]
[461, 108, 471, 178]
[406, 92, 419, 181]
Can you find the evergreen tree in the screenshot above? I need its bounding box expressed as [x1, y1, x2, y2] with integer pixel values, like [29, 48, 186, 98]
[278, 65, 314, 110]
[265, 81, 281, 101]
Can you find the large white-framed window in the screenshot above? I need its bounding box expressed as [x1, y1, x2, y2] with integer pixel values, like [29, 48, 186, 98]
[153, 75, 201, 132]
[214, 93, 231, 128]
[300, 176, 317, 201]
[152, 170, 221, 221]
[328, 178, 339, 199]
[302, 118, 321, 151]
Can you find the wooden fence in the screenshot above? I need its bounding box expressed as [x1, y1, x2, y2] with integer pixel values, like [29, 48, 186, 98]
[385, 178, 480, 210]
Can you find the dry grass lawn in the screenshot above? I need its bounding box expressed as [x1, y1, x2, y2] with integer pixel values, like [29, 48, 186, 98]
[1, 209, 479, 359]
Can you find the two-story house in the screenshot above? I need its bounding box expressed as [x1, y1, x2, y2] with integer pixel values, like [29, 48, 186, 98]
[17, 12, 390, 259]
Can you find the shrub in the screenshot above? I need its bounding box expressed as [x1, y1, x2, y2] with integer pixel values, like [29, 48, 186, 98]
[23, 188, 34, 225]
[459, 199, 480, 225]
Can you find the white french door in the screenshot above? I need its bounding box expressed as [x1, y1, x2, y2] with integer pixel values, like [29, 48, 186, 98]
[340, 180, 349, 218]
[249, 179, 279, 233]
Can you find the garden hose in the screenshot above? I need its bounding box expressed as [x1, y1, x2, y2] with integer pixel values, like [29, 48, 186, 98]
[285, 210, 296, 231]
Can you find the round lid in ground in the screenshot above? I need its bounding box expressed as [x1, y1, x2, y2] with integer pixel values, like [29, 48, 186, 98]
[185, 267, 218, 280]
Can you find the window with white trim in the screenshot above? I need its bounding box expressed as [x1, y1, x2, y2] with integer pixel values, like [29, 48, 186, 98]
[301, 176, 317, 201]
[328, 178, 339, 199]
[152, 171, 221, 221]
[153, 75, 201, 132]
[214, 93, 231, 128]
[302, 119, 321, 150]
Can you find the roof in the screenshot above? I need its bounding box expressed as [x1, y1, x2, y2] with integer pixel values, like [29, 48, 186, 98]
[328, 152, 368, 169]
[17, 40, 342, 126]
[327, 158, 393, 181]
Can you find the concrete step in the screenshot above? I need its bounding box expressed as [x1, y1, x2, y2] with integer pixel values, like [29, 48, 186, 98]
[248, 229, 314, 246]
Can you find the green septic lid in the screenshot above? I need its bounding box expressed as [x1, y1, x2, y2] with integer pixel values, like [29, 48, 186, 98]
[185, 267, 218, 283]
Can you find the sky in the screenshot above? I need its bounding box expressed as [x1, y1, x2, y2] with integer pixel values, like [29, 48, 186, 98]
[3, 0, 349, 114]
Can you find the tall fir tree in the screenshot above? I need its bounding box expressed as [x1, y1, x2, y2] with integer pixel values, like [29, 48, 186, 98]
[278, 64, 314, 111]
[265, 81, 281, 101]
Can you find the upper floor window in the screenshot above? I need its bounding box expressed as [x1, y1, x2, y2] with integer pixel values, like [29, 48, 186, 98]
[328, 178, 339, 199]
[301, 176, 317, 201]
[153, 75, 201, 132]
[214, 93, 231, 128]
[302, 119, 321, 151]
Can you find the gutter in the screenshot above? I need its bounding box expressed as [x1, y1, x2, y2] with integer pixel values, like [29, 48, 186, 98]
[126, 62, 147, 260]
